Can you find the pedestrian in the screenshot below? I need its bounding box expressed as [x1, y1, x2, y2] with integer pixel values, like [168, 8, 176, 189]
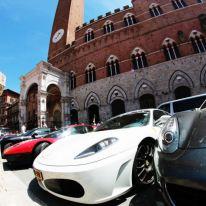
[21, 123, 26, 134]
[42, 121, 48, 128]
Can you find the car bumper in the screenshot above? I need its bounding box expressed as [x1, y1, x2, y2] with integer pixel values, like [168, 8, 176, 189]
[154, 147, 206, 191]
[4, 153, 31, 164]
[33, 148, 136, 204]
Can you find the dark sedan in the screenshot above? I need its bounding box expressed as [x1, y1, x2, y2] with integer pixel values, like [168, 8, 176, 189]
[154, 108, 206, 205]
[0, 128, 51, 157]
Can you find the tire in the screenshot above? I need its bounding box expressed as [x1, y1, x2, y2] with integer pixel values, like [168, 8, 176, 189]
[33, 142, 50, 160]
[132, 141, 155, 187]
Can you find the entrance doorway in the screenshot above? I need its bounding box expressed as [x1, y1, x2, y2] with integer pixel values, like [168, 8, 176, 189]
[88, 105, 100, 125]
[174, 86, 191, 100]
[111, 99, 125, 117]
[139, 94, 156, 109]
[70, 109, 78, 124]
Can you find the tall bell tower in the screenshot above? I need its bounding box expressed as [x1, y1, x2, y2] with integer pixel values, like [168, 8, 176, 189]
[48, 0, 84, 60]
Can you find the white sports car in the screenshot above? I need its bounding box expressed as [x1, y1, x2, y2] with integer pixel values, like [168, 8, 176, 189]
[33, 109, 170, 204]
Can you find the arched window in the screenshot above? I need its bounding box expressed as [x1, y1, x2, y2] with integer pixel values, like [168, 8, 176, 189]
[124, 13, 137, 26]
[172, 0, 187, 9]
[85, 63, 96, 83]
[106, 55, 120, 77]
[190, 30, 206, 53]
[103, 20, 114, 34]
[85, 28, 94, 42]
[149, 3, 163, 17]
[162, 38, 181, 61]
[131, 47, 148, 70]
[69, 71, 76, 90]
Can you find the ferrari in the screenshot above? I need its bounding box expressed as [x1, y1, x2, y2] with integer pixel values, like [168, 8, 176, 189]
[33, 109, 170, 204]
[3, 124, 94, 165]
[154, 104, 206, 205]
[0, 127, 51, 156]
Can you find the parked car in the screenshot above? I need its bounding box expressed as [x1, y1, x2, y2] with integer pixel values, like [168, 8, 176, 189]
[154, 107, 206, 205]
[33, 109, 170, 204]
[0, 128, 13, 139]
[3, 124, 94, 165]
[0, 128, 51, 157]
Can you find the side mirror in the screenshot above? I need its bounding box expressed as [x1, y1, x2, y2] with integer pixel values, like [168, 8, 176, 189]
[155, 115, 171, 127]
[32, 133, 38, 138]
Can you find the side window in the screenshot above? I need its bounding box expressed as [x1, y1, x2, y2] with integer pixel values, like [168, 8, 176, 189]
[153, 110, 169, 127]
[35, 129, 50, 135]
[71, 126, 87, 135]
[86, 126, 94, 132]
[159, 103, 170, 113]
[173, 96, 206, 113]
[153, 110, 167, 121]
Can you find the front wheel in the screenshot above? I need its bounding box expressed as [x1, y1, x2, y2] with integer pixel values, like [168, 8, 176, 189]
[132, 142, 155, 186]
[33, 142, 50, 161]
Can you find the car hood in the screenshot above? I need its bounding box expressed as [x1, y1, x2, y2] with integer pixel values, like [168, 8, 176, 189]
[35, 126, 157, 166]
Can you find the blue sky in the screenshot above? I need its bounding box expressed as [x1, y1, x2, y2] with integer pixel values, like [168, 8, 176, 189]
[0, 0, 131, 93]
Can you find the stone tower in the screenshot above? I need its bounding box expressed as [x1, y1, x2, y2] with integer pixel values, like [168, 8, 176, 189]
[48, 0, 84, 60]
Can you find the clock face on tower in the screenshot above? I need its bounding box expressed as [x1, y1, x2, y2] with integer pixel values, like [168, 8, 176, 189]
[52, 29, 65, 43]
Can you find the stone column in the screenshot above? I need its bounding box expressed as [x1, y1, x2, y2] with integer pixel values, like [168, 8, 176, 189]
[61, 97, 71, 126]
[37, 91, 47, 127]
[19, 99, 27, 128]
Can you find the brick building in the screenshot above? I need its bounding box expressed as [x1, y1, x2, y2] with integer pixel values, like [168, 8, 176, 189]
[7, 101, 19, 131]
[20, 0, 206, 128]
[0, 89, 19, 128]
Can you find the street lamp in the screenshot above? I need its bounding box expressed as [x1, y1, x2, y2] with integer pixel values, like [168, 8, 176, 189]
[0, 72, 6, 96]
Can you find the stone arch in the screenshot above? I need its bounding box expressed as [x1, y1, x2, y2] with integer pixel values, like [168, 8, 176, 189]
[24, 82, 38, 100]
[46, 81, 62, 96]
[189, 30, 204, 39]
[134, 79, 156, 99]
[124, 12, 135, 18]
[46, 84, 62, 128]
[168, 70, 194, 92]
[70, 98, 79, 110]
[85, 63, 95, 71]
[174, 86, 191, 100]
[162, 37, 176, 46]
[107, 85, 127, 104]
[131, 47, 145, 56]
[200, 63, 206, 86]
[103, 20, 113, 26]
[139, 94, 156, 109]
[106, 55, 119, 64]
[25, 83, 38, 129]
[84, 92, 101, 109]
[149, 3, 159, 9]
[86, 28, 93, 34]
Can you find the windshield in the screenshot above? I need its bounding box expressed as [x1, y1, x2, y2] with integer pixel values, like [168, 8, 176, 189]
[95, 112, 150, 132]
[21, 129, 35, 136]
[44, 130, 63, 139]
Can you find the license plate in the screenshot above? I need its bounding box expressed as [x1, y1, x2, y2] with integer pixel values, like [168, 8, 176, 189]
[33, 169, 43, 181]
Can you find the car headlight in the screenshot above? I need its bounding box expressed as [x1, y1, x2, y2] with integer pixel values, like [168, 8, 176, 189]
[159, 117, 179, 153]
[75, 138, 118, 159]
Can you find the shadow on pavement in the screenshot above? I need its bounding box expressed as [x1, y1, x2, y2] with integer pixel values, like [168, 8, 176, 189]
[27, 179, 166, 206]
[3, 161, 30, 171]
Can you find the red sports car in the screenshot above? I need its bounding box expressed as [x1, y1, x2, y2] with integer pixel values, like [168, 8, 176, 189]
[3, 124, 94, 166]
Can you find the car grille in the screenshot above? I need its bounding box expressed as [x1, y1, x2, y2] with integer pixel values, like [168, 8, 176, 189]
[44, 179, 84, 198]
